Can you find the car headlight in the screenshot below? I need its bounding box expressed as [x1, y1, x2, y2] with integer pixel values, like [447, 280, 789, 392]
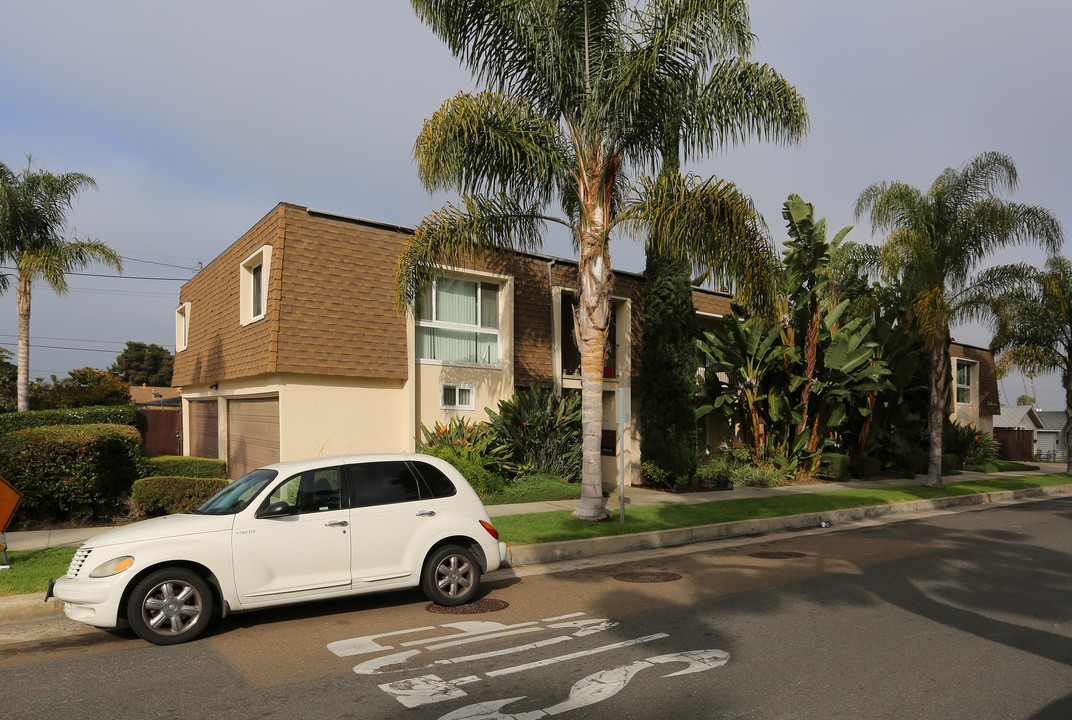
[89, 556, 135, 578]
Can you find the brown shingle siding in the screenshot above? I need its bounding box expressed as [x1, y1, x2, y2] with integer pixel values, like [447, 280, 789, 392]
[172, 205, 283, 386]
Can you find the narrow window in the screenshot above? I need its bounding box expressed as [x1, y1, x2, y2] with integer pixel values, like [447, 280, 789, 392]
[956, 362, 972, 404]
[251, 263, 263, 319]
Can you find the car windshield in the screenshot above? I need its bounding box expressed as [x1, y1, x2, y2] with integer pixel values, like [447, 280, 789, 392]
[192, 469, 278, 515]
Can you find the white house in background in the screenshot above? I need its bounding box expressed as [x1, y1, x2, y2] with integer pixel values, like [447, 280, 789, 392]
[1036, 411, 1070, 462]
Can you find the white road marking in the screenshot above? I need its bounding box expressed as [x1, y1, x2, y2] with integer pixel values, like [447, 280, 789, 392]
[436, 650, 732, 720]
[433, 636, 574, 666]
[379, 674, 482, 709]
[486, 633, 669, 677]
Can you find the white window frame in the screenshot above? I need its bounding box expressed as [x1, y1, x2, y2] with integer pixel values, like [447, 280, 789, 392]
[175, 302, 191, 352]
[955, 360, 974, 405]
[441, 383, 476, 411]
[416, 274, 501, 367]
[240, 246, 272, 326]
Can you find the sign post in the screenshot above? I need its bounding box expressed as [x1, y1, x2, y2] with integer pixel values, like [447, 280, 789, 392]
[616, 387, 630, 524]
[0, 476, 21, 569]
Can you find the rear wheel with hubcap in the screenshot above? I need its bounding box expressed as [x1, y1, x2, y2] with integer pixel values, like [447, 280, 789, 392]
[422, 545, 481, 606]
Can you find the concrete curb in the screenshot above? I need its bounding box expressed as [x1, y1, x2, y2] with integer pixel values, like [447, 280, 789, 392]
[504, 483, 1072, 566]
[0, 592, 64, 627]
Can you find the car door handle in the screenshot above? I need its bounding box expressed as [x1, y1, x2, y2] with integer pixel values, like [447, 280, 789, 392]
[416, 510, 436, 517]
[325, 520, 349, 527]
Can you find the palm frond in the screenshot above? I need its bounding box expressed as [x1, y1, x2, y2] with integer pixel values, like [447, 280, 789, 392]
[415, 91, 569, 202]
[623, 171, 779, 311]
[395, 193, 561, 314]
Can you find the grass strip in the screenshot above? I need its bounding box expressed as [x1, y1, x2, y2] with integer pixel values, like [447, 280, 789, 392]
[0, 546, 78, 597]
[493, 474, 1072, 546]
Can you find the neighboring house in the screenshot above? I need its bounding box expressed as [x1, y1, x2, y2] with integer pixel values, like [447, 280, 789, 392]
[1036, 411, 1070, 462]
[129, 384, 182, 408]
[949, 342, 1001, 433]
[992, 404, 1045, 461]
[171, 203, 732, 481]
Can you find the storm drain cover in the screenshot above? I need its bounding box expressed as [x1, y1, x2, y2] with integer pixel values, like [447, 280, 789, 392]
[748, 551, 807, 560]
[612, 571, 682, 584]
[426, 598, 509, 614]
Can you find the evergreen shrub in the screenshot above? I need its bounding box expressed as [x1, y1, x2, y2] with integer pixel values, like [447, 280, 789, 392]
[0, 424, 146, 525]
[131, 476, 229, 516]
[421, 447, 506, 499]
[0, 405, 141, 435]
[143, 456, 227, 479]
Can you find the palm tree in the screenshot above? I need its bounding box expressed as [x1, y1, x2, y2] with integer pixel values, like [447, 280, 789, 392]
[398, 0, 807, 519]
[990, 256, 1072, 474]
[855, 152, 1063, 487]
[0, 157, 121, 411]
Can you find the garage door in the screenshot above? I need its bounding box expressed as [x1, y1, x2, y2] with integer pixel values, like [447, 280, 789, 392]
[188, 400, 219, 460]
[227, 396, 280, 479]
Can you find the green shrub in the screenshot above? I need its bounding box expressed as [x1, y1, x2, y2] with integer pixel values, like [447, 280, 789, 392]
[0, 424, 146, 525]
[942, 453, 962, 473]
[131, 476, 229, 516]
[485, 384, 582, 481]
[729, 463, 786, 488]
[0, 405, 141, 435]
[421, 447, 506, 499]
[484, 473, 581, 504]
[849, 455, 882, 479]
[818, 453, 851, 481]
[418, 418, 513, 476]
[944, 420, 1000, 466]
[143, 455, 227, 479]
[640, 461, 673, 490]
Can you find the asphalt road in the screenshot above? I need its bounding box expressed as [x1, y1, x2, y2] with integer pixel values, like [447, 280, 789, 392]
[2, 497, 1071, 719]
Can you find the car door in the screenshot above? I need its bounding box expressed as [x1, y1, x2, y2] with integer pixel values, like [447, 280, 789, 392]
[231, 466, 352, 604]
[345, 460, 443, 587]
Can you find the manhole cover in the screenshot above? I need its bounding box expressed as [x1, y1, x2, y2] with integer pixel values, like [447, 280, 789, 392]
[612, 571, 682, 584]
[426, 598, 509, 614]
[748, 551, 807, 560]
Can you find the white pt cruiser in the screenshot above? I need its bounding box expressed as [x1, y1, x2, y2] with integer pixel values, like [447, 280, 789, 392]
[51, 453, 508, 645]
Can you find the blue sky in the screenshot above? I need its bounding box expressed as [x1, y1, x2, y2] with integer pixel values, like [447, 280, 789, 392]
[1, 1, 1069, 407]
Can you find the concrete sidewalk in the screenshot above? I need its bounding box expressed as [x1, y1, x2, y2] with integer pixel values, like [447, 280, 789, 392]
[2, 463, 1069, 635]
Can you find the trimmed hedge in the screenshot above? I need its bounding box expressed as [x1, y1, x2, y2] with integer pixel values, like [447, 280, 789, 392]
[0, 424, 146, 524]
[0, 405, 141, 435]
[131, 476, 229, 516]
[143, 455, 226, 479]
[818, 453, 852, 481]
[849, 455, 882, 479]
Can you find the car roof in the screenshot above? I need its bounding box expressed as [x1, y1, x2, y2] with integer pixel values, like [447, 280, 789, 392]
[257, 452, 438, 475]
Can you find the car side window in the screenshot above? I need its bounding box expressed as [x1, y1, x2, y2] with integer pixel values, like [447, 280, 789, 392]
[265, 467, 343, 514]
[410, 461, 458, 498]
[346, 461, 423, 508]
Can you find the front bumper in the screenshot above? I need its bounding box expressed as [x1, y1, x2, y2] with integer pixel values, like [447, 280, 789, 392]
[51, 574, 128, 628]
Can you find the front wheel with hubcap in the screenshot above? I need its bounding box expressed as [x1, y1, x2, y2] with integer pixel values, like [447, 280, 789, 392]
[126, 568, 214, 645]
[422, 545, 481, 606]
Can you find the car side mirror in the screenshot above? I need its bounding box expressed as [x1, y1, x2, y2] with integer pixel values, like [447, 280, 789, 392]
[256, 500, 295, 519]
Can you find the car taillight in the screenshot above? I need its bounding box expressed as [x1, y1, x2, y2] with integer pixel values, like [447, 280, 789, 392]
[479, 520, 499, 540]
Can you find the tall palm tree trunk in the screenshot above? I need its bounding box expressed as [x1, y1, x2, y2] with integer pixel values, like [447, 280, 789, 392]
[572, 174, 613, 521]
[926, 339, 950, 488]
[1064, 382, 1072, 475]
[16, 274, 32, 412]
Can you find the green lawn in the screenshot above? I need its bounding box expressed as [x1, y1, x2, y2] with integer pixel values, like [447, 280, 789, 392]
[492, 474, 1072, 546]
[0, 546, 78, 597]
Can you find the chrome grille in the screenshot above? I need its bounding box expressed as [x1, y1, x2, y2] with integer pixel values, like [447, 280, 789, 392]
[67, 546, 92, 577]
